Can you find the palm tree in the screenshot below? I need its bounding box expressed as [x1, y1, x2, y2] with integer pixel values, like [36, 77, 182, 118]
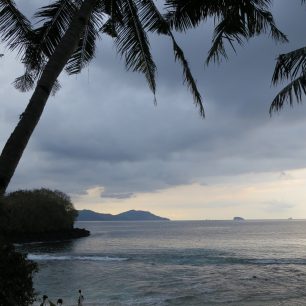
[0, 0, 286, 194]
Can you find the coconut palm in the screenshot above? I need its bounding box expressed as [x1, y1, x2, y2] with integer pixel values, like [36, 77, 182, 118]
[0, 0, 286, 194]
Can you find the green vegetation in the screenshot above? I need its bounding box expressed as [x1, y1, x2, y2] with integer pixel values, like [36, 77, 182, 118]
[0, 189, 81, 305]
[0, 200, 37, 306]
[3, 188, 77, 234]
[0, 188, 87, 306]
[0, 238, 37, 306]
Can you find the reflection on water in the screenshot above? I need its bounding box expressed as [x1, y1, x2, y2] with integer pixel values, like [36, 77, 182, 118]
[17, 220, 306, 305]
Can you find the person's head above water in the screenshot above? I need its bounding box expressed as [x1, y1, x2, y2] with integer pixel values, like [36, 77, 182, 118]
[79, 289, 81, 294]
[43, 295, 48, 301]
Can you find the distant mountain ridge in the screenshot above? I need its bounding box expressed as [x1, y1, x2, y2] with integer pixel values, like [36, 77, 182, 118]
[77, 209, 170, 221]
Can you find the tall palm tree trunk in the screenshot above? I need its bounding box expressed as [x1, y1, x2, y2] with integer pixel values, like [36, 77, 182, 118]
[0, 0, 98, 194]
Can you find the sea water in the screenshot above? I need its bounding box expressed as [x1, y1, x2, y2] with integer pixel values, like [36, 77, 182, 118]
[17, 220, 306, 305]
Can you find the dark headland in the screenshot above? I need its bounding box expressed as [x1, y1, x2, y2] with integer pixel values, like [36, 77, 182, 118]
[2, 188, 90, 244]
[7, 228, 90, 244]
[77, 209, 170, 221]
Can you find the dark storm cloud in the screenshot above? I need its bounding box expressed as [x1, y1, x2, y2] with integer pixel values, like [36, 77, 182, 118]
[3, 1, 306, 196]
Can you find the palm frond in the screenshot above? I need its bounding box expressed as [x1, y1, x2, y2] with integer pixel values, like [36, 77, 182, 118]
[246, 7, 287, 43]
[207, 4, 287, 64]
[165, 0, 224, 32]
[13, 70, 36, 92]
[15, 0, 78, 92]
[137, 0, 204, 116]
[0, 0, 32, 53]
[272, 47, 306, 84]
[65, 10, 103, 74]
[166, 0, 287, 64]
[100, 0, 123, 23]
[136, 0, 169, 34]
[21, 0, 77, 74]
[101, 18, 118, 37]
[51, 79, 61, 96]
[206, 15, 247, 64]
[33, 0, 77, 58]
[270, 73, 306, 114]
[115, 0, 156, 96]
[170, 34, 204, 116]
[100, 0, 124, 37]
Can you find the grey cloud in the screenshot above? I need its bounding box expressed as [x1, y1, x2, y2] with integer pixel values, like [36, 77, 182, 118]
[3, 0, 306, 197]
[101, 192, 135, 199]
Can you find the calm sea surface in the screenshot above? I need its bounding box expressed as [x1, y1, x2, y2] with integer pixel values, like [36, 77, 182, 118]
[17, 220, 306, 305]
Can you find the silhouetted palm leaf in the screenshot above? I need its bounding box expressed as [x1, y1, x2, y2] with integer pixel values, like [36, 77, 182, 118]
[115, 0, 157, 96]
[165, 0, 224, 31]
[22, 0, 77, 74]
[272, 47, 306, 82]
[33, 0, 77, 58]
[207, 4, 287, 64]
[130, 0, 204, 115]
[270, 74, 306, 113]
[165, 0, 287, 64]
[65, 9, 103, 74]
[13, 70, 36, 92]
[170, 35, 204, 116]
[136, 0, 169, 34]
[270, 1, 306, 113]
[101, 0, 124, 24]
[0, 0, 32, 53]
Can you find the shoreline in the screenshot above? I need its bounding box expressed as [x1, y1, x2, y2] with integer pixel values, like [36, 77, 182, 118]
[7, 227, 90, 243]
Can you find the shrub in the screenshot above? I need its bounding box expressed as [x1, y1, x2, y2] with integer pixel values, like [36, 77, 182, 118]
[3, 188, 78, 234]
[0, 238, 37, 306]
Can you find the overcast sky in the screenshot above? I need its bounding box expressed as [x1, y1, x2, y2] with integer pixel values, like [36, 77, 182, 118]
[1, 1, 306, 220]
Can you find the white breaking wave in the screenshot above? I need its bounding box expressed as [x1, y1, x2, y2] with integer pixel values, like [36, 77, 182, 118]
[27, 254, 128, 261]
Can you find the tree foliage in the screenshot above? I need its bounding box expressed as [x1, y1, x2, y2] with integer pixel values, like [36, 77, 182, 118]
[270, 46, 306, 113]
[165, 0, 287, 64]
[0, 238, 37, 306]
[3, 188, 78, 234]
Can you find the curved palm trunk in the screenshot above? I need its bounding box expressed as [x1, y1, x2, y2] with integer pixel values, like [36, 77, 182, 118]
[0, 0, 98, 194]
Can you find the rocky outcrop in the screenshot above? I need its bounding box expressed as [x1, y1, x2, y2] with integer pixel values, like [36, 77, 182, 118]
[7, 228, 90, 243]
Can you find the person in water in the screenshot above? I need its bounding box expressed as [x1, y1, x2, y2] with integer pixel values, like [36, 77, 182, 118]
[77, 289, 84, 306]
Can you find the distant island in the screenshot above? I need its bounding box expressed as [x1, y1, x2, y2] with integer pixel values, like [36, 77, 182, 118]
[233, 216, 245, 221]
[77, 209, 170, 221]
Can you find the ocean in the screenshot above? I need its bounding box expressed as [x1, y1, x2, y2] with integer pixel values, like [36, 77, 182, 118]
[17, 220, 306, 305]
